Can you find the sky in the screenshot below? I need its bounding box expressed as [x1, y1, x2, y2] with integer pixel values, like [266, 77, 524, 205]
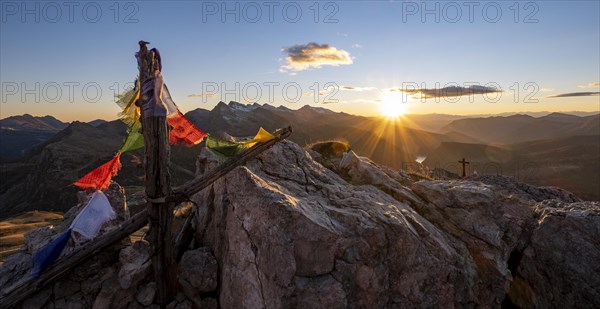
[1, 0, 599, 121]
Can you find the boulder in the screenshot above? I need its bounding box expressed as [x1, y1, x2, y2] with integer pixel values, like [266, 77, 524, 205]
[118, 240, 151, 289]
[135, 282, 156, 306]
[510, 200, 600, 308]
[177, 247, 218, 303]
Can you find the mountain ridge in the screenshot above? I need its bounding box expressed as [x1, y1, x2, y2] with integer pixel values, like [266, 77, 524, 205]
[1, 102, 598, 217]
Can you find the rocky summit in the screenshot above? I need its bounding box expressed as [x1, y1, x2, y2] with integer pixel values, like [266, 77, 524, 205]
[1, 140, 598, 308]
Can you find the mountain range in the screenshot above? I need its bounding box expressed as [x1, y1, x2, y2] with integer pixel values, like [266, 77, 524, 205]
[0, 102, 598, 217]
[0, 114, 69, 159]
[440, 112, 600, 144]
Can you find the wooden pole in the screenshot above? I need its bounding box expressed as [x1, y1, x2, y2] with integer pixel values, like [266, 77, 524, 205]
[137, 41, 177, 306]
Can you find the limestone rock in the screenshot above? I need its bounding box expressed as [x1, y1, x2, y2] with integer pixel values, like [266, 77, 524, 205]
[135, 282, 156, 306]
[189, 141, 599, 308]
[21, 286, 53, 309]
[178, 247, 218, 294]
[192, 141, 476, 308]
[118, 241, 151, 289]
[510, 200, 600, 308]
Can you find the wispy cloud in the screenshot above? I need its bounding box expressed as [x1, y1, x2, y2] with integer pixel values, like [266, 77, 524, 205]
[188, 93, 217, 99]
[547, 92, 600, 98]
[339, 86, 377, 92]
[352, 43, 363, 48]
[280, 42, 353, 73]
[388, 85, 501, 99]
[578, 82, 600, 89]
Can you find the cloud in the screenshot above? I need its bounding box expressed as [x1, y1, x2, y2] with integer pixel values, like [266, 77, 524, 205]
[280, 42, 353, 72]
[389, 85, 501, 99]
[352, 43, 363, 48]
[578, 82, 600, 89]
[188, 93, 217, 99]
[547, 92, 600, 98]
[339, 86, 377, 92]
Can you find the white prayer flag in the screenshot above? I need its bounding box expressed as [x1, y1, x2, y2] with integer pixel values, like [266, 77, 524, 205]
[70, 191, 116, 239]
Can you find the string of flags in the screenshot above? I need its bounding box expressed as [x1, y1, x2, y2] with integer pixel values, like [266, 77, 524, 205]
[31, 47, 277, 277]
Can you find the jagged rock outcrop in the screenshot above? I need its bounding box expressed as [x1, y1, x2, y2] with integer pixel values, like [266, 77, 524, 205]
[508, 200, 600, 308]
[2, 140, 598, 308]
[190, 141, 599, 308]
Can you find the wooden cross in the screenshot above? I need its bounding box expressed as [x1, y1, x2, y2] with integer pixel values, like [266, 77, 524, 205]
[458, 158, 470, 177]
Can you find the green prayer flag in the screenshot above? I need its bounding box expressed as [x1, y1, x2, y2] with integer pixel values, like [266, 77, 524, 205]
[206, 127, 276, 158]
[206, 135, 246, 157]
[119, 121, 144, 153]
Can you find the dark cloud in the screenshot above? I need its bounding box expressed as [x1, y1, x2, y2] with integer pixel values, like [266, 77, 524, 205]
[391, 85, 501, 99]
[280, 42, 352, 72]
[547, 92, 600, 98]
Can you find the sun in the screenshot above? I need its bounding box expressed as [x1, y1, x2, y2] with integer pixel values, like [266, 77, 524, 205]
[379, 93, 407, 118]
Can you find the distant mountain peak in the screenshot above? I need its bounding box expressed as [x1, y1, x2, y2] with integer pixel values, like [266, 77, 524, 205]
[0, 114, 68, 132]
[228, 101, 260, 112]
[298, 104, 335, 114]
[543, 112, 580, 119]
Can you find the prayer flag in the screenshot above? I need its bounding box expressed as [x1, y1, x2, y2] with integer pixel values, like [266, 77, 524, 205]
[206, 127, 276, 157]
[206, 135, 247, 157]
[119, 120, 144, 153]
[167, 111, 208, 145]
[32, 229, 72, 278]
[139, 71, 208, 145]
[73, 153, 121, 190]
[242, 127, 276, 148]
[116, 82, 141, 126]
[70, 191, 116, 239]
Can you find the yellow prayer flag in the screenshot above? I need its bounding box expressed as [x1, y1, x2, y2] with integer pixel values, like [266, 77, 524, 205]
[242, 127, 276, 148]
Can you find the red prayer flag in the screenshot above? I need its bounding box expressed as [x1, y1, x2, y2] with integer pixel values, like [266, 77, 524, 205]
[167, 111, 208, 145]
[73, 153, 122, 190]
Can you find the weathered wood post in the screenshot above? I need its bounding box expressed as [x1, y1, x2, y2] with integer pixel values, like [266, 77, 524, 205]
[137, 40, 178, 306]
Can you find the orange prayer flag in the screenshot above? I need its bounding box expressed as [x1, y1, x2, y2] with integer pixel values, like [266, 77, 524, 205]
[167, 111, 208, 146]
[73, 153, 122, 191]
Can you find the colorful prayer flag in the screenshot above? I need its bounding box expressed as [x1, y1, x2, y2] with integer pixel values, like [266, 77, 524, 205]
[206, 127, 276, 157]
[206, 135, 247, 157]
[242, 127, 276, 148]
[73, 153, 121, 190]
[31, 191, 116, 277]
[32, 229, 72, 278]
[116, 82, 141, 126]
[139, 71, 208, 145]
[119, 120, 144, 153]
[70, 191, 116, 239]
[167, 111, 208, 145]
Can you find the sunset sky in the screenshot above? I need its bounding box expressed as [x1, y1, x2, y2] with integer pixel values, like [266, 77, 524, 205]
[1, 1, 599, 121]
